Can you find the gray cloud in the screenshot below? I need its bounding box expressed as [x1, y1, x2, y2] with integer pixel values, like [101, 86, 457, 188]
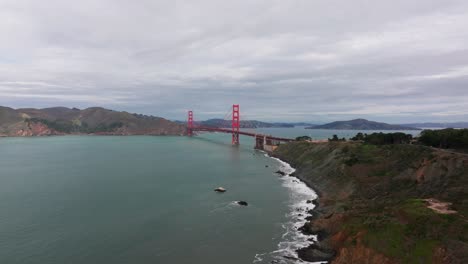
[1, 0, 468, 122]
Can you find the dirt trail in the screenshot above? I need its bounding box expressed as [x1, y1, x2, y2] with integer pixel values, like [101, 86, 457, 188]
[424, 198, 457, 214]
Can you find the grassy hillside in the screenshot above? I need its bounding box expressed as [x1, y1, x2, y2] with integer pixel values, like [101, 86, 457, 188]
[0, 106, 186, 136]
[274, 142, 468, 263]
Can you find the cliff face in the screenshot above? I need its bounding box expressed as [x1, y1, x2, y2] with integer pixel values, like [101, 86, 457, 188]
[274, 142, 468, 263]
[0, 106, 186, 136]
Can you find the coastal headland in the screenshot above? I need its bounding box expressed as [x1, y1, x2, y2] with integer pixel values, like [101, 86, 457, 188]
[273, 141, 468, 263]
[0, 106, 186, 136]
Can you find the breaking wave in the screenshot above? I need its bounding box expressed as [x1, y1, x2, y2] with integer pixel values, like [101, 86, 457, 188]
[253, 154, 326, 264]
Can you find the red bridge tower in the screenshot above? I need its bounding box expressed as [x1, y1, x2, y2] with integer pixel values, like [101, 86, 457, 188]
[187, 110, 193, 136]
[232, 104, 240, 145]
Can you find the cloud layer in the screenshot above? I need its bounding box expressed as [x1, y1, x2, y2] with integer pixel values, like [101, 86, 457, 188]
[1, 0, 468, 122]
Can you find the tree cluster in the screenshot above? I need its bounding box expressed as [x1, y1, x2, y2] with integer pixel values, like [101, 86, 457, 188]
[295, 135, 311, 141]
[419, 129, 468, 149]
[351, 132, 413, 145]
[329, 134, 346, 142]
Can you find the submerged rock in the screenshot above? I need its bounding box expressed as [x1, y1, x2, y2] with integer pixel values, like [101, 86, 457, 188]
[237, 201, 248, 206]
[214, 187, 226, 193]
[275, 170, 286, 176]
[282, 255, 300, 261]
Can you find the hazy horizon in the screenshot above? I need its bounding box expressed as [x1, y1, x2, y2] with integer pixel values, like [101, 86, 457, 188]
[1, 1, 468, 123]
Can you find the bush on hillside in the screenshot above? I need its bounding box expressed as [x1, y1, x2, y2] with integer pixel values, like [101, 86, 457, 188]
[329, 134, 346, 141]
[296, 136, 312, 141]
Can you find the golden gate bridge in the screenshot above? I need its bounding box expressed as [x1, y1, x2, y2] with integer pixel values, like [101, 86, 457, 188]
[187, 104, 293, 151]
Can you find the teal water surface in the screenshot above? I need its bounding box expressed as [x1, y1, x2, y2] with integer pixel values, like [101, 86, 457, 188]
[0, 135, 296, 264]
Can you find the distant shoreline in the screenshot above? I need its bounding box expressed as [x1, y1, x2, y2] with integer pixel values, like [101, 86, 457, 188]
[305, 127, 422, 130]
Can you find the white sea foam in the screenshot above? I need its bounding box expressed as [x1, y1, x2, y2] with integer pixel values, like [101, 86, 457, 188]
[253, 153, 327, 264]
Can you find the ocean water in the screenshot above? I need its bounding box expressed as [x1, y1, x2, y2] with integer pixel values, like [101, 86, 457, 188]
[0, 127, 418, 264]
[0, 132, 320, 264]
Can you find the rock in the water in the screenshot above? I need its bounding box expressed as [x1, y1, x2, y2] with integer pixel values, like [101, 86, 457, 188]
[283, 256, 300, 261]
[297, 244, 335, 262]
[275, 170, 286, 176]
[214, 187, 226, 193]
[237, 201, 248, 206]
[265, 165, 269, 167]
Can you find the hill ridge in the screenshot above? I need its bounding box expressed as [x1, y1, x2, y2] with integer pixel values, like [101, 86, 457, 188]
[0, 106, 185, 136]
[306, 118, 420, 130]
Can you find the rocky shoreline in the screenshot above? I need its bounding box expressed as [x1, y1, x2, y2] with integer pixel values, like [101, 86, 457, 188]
[263, 154, 331, 264]
[270, 154, 335, 263]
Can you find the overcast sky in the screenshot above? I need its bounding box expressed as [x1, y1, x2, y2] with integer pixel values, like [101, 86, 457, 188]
[1, 0, 468, 123]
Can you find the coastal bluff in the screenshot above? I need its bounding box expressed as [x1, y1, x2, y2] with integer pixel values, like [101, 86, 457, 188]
[273, 141, 468, 263]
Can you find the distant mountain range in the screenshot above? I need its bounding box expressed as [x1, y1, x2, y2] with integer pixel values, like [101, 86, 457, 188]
[176, 118, 316, 128]
[399, 122, 468, 128]
[4, 106, 465, 137]
[306, 119, 420, 130]
[0, 106, 185, 136]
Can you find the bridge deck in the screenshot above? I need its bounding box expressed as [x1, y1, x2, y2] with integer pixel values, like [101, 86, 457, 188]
[191, 126, 293, 142]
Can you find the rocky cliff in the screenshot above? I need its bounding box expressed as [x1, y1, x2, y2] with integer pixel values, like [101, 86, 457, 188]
[0, 106, 186, 136]
[274, 142, 468, 263]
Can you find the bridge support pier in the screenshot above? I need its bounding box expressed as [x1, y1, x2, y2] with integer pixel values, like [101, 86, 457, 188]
[255, 135, 264, 150]
[255, 135, 282, 152]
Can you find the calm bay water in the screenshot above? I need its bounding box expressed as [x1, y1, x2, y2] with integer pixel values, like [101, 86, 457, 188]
[252, 127, 422, 139]
[0, 127, 420, 264]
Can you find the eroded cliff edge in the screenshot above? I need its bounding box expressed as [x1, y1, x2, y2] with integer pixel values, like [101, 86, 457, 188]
[273, 142, 468, 263]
